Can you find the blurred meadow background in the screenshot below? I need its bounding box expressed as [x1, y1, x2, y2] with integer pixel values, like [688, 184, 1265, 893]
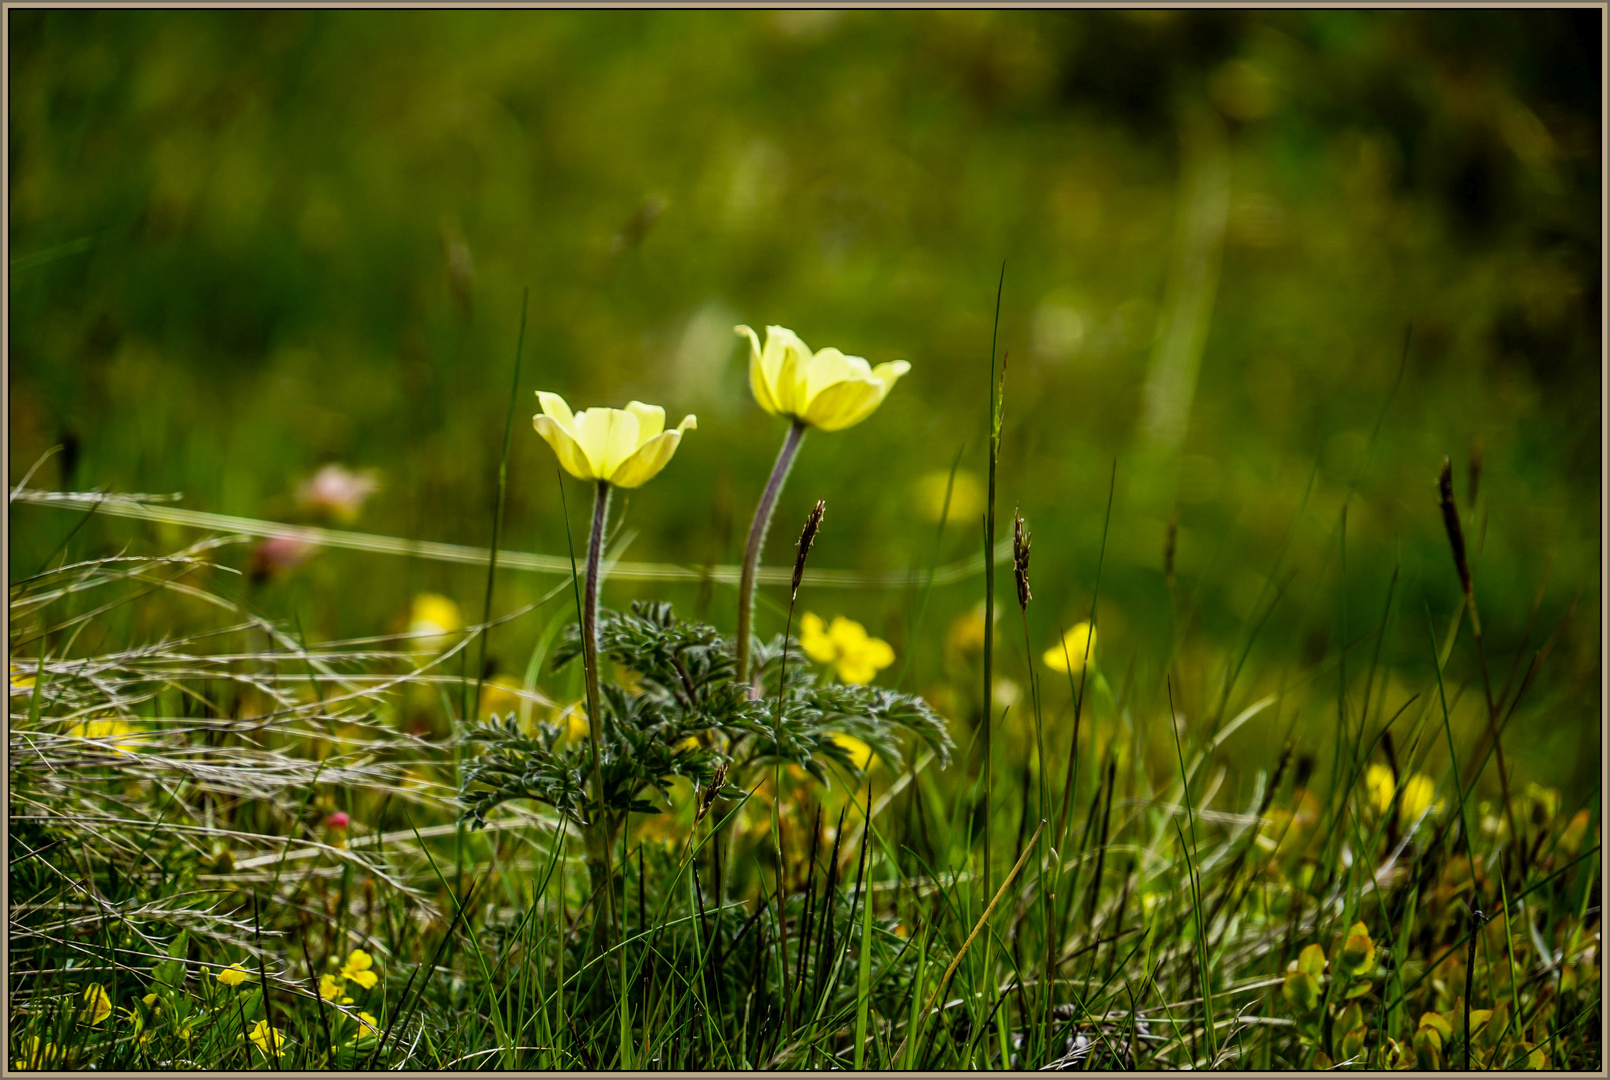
[6, 9, 1605, 1070]
[11, 7, 1599, 789]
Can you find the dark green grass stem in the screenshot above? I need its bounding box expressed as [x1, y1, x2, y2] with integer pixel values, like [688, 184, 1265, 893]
[735, 418, 807, 691]
[472, 288, 528, 720]
[982, 261, 1005, 902]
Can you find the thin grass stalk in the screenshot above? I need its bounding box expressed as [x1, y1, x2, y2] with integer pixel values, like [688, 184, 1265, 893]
[735, 418, 807, 689]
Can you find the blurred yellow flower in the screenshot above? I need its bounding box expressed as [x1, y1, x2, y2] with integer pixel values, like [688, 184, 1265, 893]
[215, 962, 252, 987]
[1398, 773, 1436, 823]
[533, 393, 696, 488]
[247, 1018, 286, 1058]
[735, 324, 909, 431]
[356, 1011, 381, 1037]
[79, 984, 112, 1026]
[12, 1036, 61, 1070]
[914, 469, 983, 525]
[69, 716, 140, 755]
[408, 593, 462, 652]
[1043, 622, 1097, 674]
[340, 948, 378, 990]
[831, 733, 875, 772]
[552, 703, 588, 744]
[799, 613, 895, 684]
[319, 973, 344, 1000]
[477, 675, 524, 719]
[9, 665, 37, 697]
[1365, 764, 1395, 815]
[945, 602, 998, 660]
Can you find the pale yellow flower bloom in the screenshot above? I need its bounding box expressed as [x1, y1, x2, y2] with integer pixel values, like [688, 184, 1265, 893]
[1365, 764, 1395, 815]
[12, 1036, 62, 1071]
[356, 1011, 381, 1037]
[914, 469, 983, 525]
[79, 984, 112, 1026]
[799, 613, 895, 684]
[408, 593, 461, 652]
[1398, 773, 1436, 823]
[340, 948, 378, 990]
[247, 1018, 286, 1058]
[319, 973, 345, 1000]
[831, 733, 875, 772]
[735, 324, 909, 431]
[533, 393, 696, 488]
[216, 962, 253, 987]
[69, 716, 140, 754]
[1043, 622, 1097, 673]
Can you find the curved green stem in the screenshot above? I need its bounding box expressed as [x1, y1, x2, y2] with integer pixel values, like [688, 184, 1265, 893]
[735, 419, 807, 691]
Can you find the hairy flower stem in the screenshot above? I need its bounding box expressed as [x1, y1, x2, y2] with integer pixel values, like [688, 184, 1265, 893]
[735, 419, 808, 693]
[582, 481, 619, 951]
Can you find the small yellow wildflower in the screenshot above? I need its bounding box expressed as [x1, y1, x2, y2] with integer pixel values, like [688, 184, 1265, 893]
[408, 593, 462, 652]
[799, 613, 895, 685]
[79, 983, 112, 1026]
[215, 961, 253, 987]
[945, 602, 998, 660]
[831, 733, 875, 772]
[9, 666, 37, 697]
[12, 1036, 61, 1070]
[141, 992, 160, 1010]
[533, 393, 697, 488]
[1398, 774, 1436, 823]
[340, 948, 378, 990]
[356, 1011, 381, 1037]
[1042, 622, 1097, 674]
[477, 675, 524, 719]
[247, 1018, 286, 1058]
[69, 716, 140, 754]
[319, 973, 345, 1000]
[1365, 763, 1395, 815]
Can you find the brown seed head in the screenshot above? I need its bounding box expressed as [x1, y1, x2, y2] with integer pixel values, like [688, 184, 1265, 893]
[1012, 510, 1032, 609]
[791, 500, 826, 601]
[698, 761, 730, 821]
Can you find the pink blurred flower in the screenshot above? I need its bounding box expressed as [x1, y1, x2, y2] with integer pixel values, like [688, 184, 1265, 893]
[326, 811, 350, 830]
[297, 464, 379, 523]
[249, 533, 315, 583]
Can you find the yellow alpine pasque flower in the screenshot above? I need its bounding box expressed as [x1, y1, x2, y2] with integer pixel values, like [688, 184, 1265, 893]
[340, 948, 378, 990]
[735, 324, 909, 431]
[532, 393, 696, 488]
[799, 613, 895, 685]
[1043, 622, 1097, 673]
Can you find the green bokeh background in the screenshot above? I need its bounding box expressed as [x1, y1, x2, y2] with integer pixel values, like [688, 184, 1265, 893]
[8, 10, 1601, 791]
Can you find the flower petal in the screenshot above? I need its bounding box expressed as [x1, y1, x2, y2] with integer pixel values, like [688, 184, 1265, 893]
[534, 414, 600, 480]
[605, 421, 690, 489]
[798, 376, 885, 431]
[764, 325, 812, 416]
[737, 325, 784, 416]
[625, 400, 666, 442]
[535, 391, 576, 429]
[571, 407, 641, 477]
[799, 612, 836, 662]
